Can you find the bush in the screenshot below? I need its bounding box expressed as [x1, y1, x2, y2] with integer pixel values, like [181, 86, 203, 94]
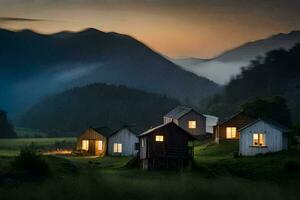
[11, 146, 49, 177]
[284, 161, 300, 172]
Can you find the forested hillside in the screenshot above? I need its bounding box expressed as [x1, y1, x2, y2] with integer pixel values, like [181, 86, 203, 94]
[19, 84, 179, 136]
[206, 43, 300, 121]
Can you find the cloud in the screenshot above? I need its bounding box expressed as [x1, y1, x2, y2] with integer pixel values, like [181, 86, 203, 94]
[0, 17, 53, 24]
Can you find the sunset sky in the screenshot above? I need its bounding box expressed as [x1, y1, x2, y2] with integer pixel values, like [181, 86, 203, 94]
[0, 0, 299, 58]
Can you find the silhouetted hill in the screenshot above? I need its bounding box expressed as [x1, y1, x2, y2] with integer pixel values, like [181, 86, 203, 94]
[0, 28, 220, 116]
[206, 43, 300, 121]
[19, 83, 180, 135]
[172, 31, 300, 84]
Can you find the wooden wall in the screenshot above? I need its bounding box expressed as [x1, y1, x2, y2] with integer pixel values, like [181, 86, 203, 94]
[239, 121, 287, 156]
[76, 128, 107, 156]
[139, 123, 193, 169]
[164, 111, 206, 136]
[108, 128, 138, 156]
[216, 113, 254, 141]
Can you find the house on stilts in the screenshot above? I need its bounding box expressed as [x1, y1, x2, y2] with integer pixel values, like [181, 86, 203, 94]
[138, 122, 196, 170]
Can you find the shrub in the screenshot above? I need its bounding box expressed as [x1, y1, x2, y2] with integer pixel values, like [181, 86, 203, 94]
[11, 146, 49, 178]
[284, 161, 300, 172]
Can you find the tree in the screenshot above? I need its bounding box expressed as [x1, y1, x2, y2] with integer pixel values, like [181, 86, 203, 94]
[290, 122, 300, 147]
[206, 43, 300, 122]
[241, 96, 292, 127]
[0, 109, 17, 138]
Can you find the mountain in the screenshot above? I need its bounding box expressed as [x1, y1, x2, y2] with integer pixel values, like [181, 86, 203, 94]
[205, 43, 300, 121]
[0, 28, 220, 117]
[172, 31, 300, 84]
[19, 83, 180, 135]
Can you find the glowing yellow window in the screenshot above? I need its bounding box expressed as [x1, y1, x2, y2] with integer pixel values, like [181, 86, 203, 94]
[96, 140, 103, 151]
[188, 121, 197, 129]
[226, 127, 237, 139]
[155, 135, 164, 142]
[253, 133, 266, 146]
[113, 143, 122, 153]
[82, 140, 89, 150]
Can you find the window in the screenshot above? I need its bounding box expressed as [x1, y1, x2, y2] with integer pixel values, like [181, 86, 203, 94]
[96, 140, 103, 151]
[253, 133, 266, 146]
[226, 127, 237, 139]
[155, 135, 164, 142]
[188, 121, 197, 129]
[82, 140, 89, 150]
[114, 143, 122, 153]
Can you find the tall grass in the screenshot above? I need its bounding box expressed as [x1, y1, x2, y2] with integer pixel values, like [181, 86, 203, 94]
[0, 170, 299, 200]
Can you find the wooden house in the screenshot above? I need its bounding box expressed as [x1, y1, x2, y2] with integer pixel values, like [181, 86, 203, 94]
[163, 106, 206, 137]
[108, 126, 139, 156]
[138, 122, 196, 170]
[214, 112, 255, 143]
[239, 119, 289, 156]
[76, 127, 113, 156]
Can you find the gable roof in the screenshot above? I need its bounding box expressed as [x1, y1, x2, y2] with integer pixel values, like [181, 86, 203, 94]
[217, 111, 255, 126]
[108, 125, 140, 138]
[164, 106, 204, 120]
[92, 126, 114, 137]
[138, 122, 197, 140]
[239, 118, 289, 132]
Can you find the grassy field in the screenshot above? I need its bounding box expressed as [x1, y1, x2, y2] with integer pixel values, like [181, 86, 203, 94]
[15, 127, 47, 138]
[0, 138, 299, 200]
[0, 137, 76, 156]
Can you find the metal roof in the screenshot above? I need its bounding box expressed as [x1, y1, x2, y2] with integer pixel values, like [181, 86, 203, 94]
[92, 126, 114, 137]
[164, 106, 203, 120]
[108, 125, 140, 137]
[238, 118, 289, 132]
[138, 122, 197, 140]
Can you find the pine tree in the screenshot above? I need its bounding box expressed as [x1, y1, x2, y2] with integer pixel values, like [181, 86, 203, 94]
[0, 110, 17, 138]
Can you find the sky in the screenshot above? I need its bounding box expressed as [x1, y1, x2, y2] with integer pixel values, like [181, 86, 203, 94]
[0, 0, 299, 58]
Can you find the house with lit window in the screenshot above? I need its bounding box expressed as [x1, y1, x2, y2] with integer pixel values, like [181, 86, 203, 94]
[107, 126, 139, 156]
[163, 106, 206, 138]
[239, 119, 289, 156]
[214, 112, 255, 143]
[76, 127, 113, 156]
[138, 122, 196, 170]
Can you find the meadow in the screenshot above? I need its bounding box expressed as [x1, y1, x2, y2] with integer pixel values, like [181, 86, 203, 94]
[0, 138, 299, 200]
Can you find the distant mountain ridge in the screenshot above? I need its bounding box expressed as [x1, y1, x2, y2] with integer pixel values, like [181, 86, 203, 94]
[0, 28, 220, 116]
[215, 31, 300, 62]
[172, 31, 300, 84]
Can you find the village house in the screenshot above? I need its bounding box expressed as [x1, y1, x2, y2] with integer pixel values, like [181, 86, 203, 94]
[108, 126, 139, 156]
[239, 119, 289, 156]
[214, 112, 255, 143]
[163, 106, 206, 138]
[138, 122, 196, 170]
[76, 127, 113, 156]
